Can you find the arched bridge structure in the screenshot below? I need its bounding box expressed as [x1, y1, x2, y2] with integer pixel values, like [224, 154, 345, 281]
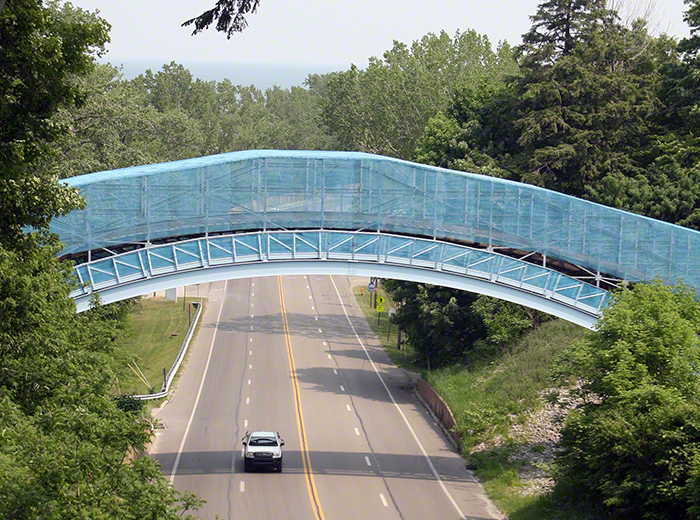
[50, 150, 700, 329]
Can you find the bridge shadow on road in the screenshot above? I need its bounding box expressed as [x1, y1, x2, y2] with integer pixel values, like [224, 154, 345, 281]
[155, 449, 470, 484]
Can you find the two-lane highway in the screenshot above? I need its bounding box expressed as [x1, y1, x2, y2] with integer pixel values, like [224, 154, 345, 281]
[150, 275, 501, 520]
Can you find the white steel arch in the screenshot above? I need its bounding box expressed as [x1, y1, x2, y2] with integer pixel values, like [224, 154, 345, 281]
[72, 230, 605, 329]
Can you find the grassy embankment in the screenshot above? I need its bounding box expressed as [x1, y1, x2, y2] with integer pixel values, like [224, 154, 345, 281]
[117, 296, 205, 396]
[352, 284, 589, 519]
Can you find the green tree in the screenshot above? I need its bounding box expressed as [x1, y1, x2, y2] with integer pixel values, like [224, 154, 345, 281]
[320, 30, 518, 160]
[556, 280, 700, 518]
[384, 280, 485, 369]
[0, 3, 204, 517]
[471, 295, 552, 351]
[0, 0, 109, 246]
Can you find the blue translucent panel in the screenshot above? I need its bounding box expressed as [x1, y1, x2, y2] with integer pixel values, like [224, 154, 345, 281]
[327, 233, 355, 255]
[354, 234, 380, 256]
[174, 241, 203, 267]
[521, 264, 551, 290]
[233, 234, 261, 257]
[51, 150, 700, 295]
[385, 236, 413, 261]
[412, 241, 439, 264]
[499, 257, 527, 282]
[552, 279, 582, 300]
[269, 233, 293, 255]
[148, 247, 176, 271]
[89, 259, 117, 285]
[115, 252, 143, 279]
[294, 232, 321, 254]
[208, 237, 233, 262]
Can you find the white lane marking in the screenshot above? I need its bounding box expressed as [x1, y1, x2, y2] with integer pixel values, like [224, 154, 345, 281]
[318, 328, 322, 333]
[250, 325, 253, 330]
[246, 397, 250, 404]
[380, 494, 388, 507]
[327, 354, 332, 359]
[329, 276, 467, 519]
[169, 280, 228, 484]
[251, 303, 254, 307]
[355, 428, 360, 436]
[251, 314, 254, 318]
[346, 405, 351, 411]
[315, 317, 318, 321]
[252, 293, 254, 296]
[340, 385, 345, 392]
[365, 456, 372, 466]
[312, 306, 315, 310]
[309, 295, 312, 299]
[248, 379, 251, 385]
[249, 350, 252, 355]
[249, 364, 252, 369]
[252, 283, 255, 286]
[323, 341, 327, 346]
[307, 285, 310, 289]
[240, 481, 245, 493]
[334, 369, 338, 374]
[250, 338, 252, 342]
[244, 419, 248, 427]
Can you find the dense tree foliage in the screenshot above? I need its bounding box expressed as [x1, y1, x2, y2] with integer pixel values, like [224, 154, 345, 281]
[0, 0, 108, 246]
[556, 281, 700, 518]
[0, 237, 202, 518]
[414, 0, 700, 230]
[42, 61, 337, 177]
[318, 31, 517, 160]
[0, 2, 203, 517]
[383, 280, 485, 369]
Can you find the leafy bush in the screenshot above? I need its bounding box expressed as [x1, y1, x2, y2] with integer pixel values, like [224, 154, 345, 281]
[555, 280, 700, 519]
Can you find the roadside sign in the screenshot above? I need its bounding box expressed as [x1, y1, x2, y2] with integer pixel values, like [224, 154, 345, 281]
[368, 282, 375, 292]
[377, 296, 385, 305]
[376, 302, 385, 312]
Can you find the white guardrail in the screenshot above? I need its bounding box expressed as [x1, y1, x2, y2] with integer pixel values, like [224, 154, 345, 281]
[131, 300, 203, 400]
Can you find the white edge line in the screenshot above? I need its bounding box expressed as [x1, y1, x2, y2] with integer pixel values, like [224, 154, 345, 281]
[169, 280, 228, 484]
[329, 275, 466, 519]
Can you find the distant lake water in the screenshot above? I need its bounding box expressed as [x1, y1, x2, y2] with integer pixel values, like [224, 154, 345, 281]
[105, 59, 349, 90]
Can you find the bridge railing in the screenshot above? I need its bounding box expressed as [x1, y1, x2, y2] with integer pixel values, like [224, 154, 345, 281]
[71, 230, 609, 319]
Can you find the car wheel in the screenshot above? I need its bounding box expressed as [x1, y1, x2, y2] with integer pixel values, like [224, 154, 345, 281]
[244, 460, 250, 472]
[277, 461, 282, 473]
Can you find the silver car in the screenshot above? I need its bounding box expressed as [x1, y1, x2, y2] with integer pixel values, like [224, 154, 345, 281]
[242, 431, 285, 472]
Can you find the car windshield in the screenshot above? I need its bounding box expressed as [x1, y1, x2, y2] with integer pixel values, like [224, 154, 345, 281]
[249, 437, 277, 447]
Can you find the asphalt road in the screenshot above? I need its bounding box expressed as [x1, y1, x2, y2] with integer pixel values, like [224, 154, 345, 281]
[150, 275, 501, 520]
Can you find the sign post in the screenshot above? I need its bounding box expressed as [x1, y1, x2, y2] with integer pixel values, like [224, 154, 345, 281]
[376, 296, 385, 325]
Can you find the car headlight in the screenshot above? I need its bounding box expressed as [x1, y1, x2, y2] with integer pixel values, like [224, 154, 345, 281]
[273, 452, 282, 458]
[245, 452, 254, 458]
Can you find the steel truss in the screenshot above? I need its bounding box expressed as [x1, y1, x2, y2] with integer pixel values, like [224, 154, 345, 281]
[71, 230, 608, 328]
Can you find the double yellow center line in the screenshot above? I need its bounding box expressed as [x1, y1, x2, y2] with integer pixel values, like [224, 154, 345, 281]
[278, 276, 326, 520]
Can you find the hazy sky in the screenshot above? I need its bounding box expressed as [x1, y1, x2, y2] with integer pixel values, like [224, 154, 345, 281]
[74, 0, 690, 69]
